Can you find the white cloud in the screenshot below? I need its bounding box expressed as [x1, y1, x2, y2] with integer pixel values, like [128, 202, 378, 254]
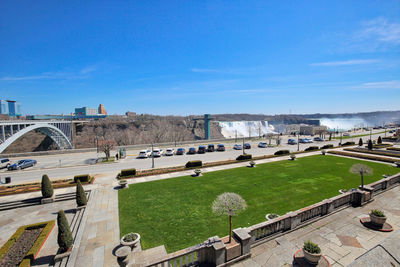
[310, 59, 379, 66]
[357, 18, 400, 45]
[349, 80, 400, 90]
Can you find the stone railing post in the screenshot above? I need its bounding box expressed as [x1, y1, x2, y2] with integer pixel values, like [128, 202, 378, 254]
[321, 199, 334, 215]
[198, 236, 226, 266]
[287, 211, 300, 229]
[233, 228, 251, 256]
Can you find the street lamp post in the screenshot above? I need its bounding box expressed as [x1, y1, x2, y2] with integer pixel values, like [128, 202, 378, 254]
[242, 138, 245, 155]
[151, 143, 155, 168]
[297, 132, 300, 152]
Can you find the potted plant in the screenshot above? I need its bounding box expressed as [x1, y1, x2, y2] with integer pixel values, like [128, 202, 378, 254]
[321, 149, 326, 155]
[303, 240, 321, 264]
[290, 154, 296, 160]
[369, 209, 387, 226]
[194, 169, 202, 176]
[249, 161, 256, 167]
[121, 232, 141, 249]
[265, 213, 279, 220]
[119, 179, 128, 188]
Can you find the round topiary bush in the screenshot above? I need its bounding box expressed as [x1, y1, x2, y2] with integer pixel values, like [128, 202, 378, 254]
[76, 180, 87, 207]
[41, 174, 53, 198]
[57, 210, 73, 252]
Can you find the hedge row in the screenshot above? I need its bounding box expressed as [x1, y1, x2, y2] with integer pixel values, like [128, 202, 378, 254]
[387, 147, 400, 151]
[328, 150, 397, 163]
[0, 220, 55, 266]
[321, 144, 334, 149]
[370, 143, 392, 149]
[119, 168, 137, 177]
[341, 141, 355, 146]
[305, 146, 319, 151]
[344, 148, 400, 158]
[274, 150, 290, 155]
[73, 174, 92, 183]
[236, 154, 252, 161]
[185, 160, 203, 168]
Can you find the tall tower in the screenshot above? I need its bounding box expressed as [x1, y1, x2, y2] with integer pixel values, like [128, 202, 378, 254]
[98, 104, 107, 115]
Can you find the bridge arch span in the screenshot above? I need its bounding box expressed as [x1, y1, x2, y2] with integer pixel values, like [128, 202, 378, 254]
[0, 123, 73, 153]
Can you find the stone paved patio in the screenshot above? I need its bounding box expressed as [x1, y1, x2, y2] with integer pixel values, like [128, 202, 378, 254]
[232, 186, 400, 267]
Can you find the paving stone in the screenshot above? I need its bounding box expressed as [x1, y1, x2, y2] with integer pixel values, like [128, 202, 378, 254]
[92, 246, 105, 267]
[337, 235, 363, 248]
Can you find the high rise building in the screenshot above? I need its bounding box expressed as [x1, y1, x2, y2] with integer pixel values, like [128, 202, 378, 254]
[0, 100, 21, 117]
[98, 104, 107, 115]
[75, 107, 98, 116]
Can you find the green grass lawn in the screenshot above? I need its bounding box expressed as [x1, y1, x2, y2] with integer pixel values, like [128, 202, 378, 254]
[118, 155, 398, 252]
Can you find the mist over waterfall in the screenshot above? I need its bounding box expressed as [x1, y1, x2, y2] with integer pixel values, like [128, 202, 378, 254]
[218, 121, 276, 138]
[319, 118, 368, 131]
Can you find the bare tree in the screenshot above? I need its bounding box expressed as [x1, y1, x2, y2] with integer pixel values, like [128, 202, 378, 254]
[350, 164, 373, 189]
[97, 140, 116, 161]
[212, 192, 247, 243]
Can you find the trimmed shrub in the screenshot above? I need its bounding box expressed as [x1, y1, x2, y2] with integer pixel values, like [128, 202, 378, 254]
[370, 209, 385, 217]
[41, 174, 53, 198]
[74, 174, 90, 183]
[274, 150, 290, 156]
[321, 144, 334, 149]
[76, 180, 87, 207]
[358, 138, 363, 146]
[387, 147, 400, 151]
[327, 150, 397, 163]
[303, 240, 321, 254]
[236, 154, 252, 161]
[344, 148, 400, 158]
[377, 136, 382, 144]
[342, 141, 355, 146]
[120, 168, 137, 177]
[185, 160, 203, 168]
[305, 146, 319, 151]
[57, 210, 73, 253]
[368, 139, 373, 150]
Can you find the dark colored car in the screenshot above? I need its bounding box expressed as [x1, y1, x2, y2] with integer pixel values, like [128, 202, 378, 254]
[198, 145, 207, 154]
[188, 147, 196, 154]
[176, 148, 186, 155]
[244, 143, 251, 149]
[288, 138, 297, 145]
[217, 144, 225, 151]
[313, 137, 324, 142]
[7, 159, 37, 171]
[207, 144, 215, 152]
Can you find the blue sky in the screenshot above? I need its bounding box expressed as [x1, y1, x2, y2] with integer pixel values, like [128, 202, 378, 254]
[1, 1, 399, 116]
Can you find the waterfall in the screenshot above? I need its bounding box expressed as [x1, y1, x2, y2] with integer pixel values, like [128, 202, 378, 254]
[218, 121, 276, 138]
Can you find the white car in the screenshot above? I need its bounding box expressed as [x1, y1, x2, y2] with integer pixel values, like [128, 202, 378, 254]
[152, 148, 163, 157]
[138, 150, 151, 158]
[165, 148, 174, 156]
[0, 158, 11, 169]
[343, 133, 350, 136]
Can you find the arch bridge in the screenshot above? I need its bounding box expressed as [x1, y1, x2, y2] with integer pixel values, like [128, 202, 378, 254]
[0, 120, 73, 153]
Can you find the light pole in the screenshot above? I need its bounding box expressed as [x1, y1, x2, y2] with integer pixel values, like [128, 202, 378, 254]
[297, 132, 300, 152]
[151, 143, 155, 168]
[370, 128, 372, 141]
[242, 138, 245, 155]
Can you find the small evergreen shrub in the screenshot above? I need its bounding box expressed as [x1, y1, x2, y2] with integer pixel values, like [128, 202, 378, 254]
[305, 146, 319, 151]
[76, 180, 87, 207]
[321, 144, 334, 149]
[342, 141, 355, 146]
[120, 168, 137, 177]
[41, 174, 53, 198]
[377, 136, 382, 144]
[303, 240, 321, 254]
[274, 150, 290, 156]
[123, 233, 138, 242]
[236, 154, 252, 161]
[368, 139, 373, 150]
[370, 209, 385, 217]
[185, 160, 203, 168]
[57, 210, 73, 253]
[73, 174, 90, 183]
[358, 138, 363, 146]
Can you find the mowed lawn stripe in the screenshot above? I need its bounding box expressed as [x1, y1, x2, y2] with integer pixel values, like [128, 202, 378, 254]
[118, 155, 397, 252]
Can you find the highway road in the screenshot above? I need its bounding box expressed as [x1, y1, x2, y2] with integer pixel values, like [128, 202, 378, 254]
[0, 129, 395, 185]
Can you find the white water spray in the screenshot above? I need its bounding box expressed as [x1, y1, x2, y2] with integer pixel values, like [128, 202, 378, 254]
[218, 121, 276, 138]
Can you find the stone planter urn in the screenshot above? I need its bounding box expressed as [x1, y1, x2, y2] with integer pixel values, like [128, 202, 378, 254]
[303, 249, 322, 264]
[395, 162, 400, 168]
[249, 161, 256, 167]
[119, 180, 128, 188]
[121, 233, 141, 250]
[290, 155, 296, 160]
[321, 149, 326, 155]
[265, 213, 279, 220]
[115, 246, 130, 267]
[369, 212, 387, 226]
[194, 169, 202, 176]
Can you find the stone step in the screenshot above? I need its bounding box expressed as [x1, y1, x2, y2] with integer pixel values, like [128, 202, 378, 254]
[131, 245, 168, 266]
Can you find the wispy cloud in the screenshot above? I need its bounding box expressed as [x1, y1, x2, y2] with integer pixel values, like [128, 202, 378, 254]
[352, 80, 400, 90]
[356, 18, 400, 45]
[310, 59, 379, 67]
[190, 66, 257, 75]
[0, 65, 98, 81]
[191, 68, 223, 73]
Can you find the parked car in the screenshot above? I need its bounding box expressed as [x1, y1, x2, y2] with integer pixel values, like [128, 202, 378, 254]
[198, 145, 207, 154]
[304, 138, 313, 143]
[207, 144, 215, 152]
[299, 138, 307, 143]
[343, 133, 350, 136]
[258, 142, 267, 148]
[244, 143, 251, 149]
[313, 137, 324, 142]
[188, 147, 197, 154]
[176, 148, 186, 155]
[165, 148, 174, 156]
[138, 150, 149, 158]
[389, 130, 395, 133]
[233, 144, 242, 150]
[217, 144, 225, 151]
[288, 138, 297, 145]
[8, 159, 37, 171]
[152, 148, 163, 157]
[0, 158, 11, 169]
